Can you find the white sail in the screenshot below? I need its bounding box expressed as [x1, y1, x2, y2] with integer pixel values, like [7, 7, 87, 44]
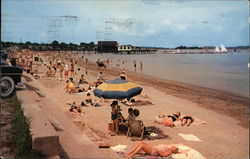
[214, 46, 220, 52]
[220, 44, 228, 52]
[177, 49, 180, 53]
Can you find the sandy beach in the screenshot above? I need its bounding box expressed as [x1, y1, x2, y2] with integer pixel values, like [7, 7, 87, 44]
[15, 51, 249, 158]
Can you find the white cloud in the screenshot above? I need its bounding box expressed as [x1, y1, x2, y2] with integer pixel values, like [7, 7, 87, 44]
[2, 0, 248, 46]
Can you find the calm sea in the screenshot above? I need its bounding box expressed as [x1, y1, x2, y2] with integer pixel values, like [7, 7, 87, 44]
[81, 49, 249, 97]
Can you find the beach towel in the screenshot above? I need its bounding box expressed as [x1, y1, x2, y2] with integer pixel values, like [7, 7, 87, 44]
[110, 144, 128, 152]
[178, 133, 202, 142]
[144, 126, 171, 140]
[171, 144, 206, 159]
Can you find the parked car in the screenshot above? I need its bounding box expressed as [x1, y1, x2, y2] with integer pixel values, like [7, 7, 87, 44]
[1, 61, 23, 98]
[1, 50, 8, 61]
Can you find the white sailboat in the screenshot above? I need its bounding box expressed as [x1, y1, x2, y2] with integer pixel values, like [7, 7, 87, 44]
[214, 44, 228, 53]
[220, 44, 228, 52]
[214, 46, 220, 52]
[177, 49, 180, 53]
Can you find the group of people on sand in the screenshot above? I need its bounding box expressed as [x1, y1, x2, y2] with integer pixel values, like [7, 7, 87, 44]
[11, 50, 184, 158]
[109, 100, 180, 158]
[110, 101, 141, 133]
[155, 111, 194, 127]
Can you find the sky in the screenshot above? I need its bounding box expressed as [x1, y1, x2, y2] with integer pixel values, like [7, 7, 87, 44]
[1, 0, 249, 47]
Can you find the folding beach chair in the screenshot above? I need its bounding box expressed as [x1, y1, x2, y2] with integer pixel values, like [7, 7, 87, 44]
[127, 120, 145, 139]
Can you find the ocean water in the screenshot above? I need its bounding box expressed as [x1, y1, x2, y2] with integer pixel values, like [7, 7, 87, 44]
[81, 49, 249, 97]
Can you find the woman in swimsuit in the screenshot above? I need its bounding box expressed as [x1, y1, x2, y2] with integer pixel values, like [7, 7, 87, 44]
[163, 112, 181, 127]
[126, 141, 178, 158]
[179, 115, 194, 126]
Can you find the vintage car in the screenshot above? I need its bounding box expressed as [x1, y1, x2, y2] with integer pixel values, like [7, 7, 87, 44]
[1, 61, 23, 98]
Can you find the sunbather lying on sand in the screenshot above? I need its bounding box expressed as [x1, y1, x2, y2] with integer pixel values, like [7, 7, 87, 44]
[163, 112, 181, 127]
[155, 112, 181, 127]
[125, 96, 152, 106]
[126, 141, 178, 158]
[179, 115, 194, 126]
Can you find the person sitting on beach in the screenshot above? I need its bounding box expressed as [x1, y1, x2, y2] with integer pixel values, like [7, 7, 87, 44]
[68, 102, 83, 116]
[78, 74, 88, 86]
[65, 79, 77, 94]
[133, 109, 140, 119]
[179, 115, 194, 126]
[125, 108, 135, 127]
[126, 141, 179, 158]
[119, 71, 127, 80]
[84, 93, 94, 106]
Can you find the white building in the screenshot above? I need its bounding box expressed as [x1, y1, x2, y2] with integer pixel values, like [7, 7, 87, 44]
[117, 45, 132, 52]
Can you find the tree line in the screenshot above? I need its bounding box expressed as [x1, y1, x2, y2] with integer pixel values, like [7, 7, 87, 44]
[1, 40, 96, 52]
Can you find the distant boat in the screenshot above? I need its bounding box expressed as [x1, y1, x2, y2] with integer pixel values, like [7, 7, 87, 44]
[248, 63, 250, 68]
[214, 44, 228, 53]
[177, 49, 180, 53]
[214, 46, 220, 52]
[220, 44, 228, 52]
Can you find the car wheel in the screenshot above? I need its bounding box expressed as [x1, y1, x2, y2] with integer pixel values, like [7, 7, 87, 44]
[1, 76, 15, 98]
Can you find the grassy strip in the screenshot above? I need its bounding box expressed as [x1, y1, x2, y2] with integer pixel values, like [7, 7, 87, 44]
[10, 95, 46, 159]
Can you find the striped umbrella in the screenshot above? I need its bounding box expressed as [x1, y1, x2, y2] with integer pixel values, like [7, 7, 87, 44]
[94, 78, 143, 99]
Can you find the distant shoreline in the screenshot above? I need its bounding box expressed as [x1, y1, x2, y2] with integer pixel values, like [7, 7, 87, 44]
[157, 48, 250, 54]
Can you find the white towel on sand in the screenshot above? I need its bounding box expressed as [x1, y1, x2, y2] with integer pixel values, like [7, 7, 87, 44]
[171, 144, 206, 159]
[111, 144, 127, 152]
[178, 133, 202, 141]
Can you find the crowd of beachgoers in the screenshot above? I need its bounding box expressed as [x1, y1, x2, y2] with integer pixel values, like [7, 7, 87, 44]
[7, 49, 249, 159]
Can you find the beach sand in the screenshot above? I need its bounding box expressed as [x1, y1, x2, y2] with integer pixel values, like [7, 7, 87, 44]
[19, 51, 249, 159]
